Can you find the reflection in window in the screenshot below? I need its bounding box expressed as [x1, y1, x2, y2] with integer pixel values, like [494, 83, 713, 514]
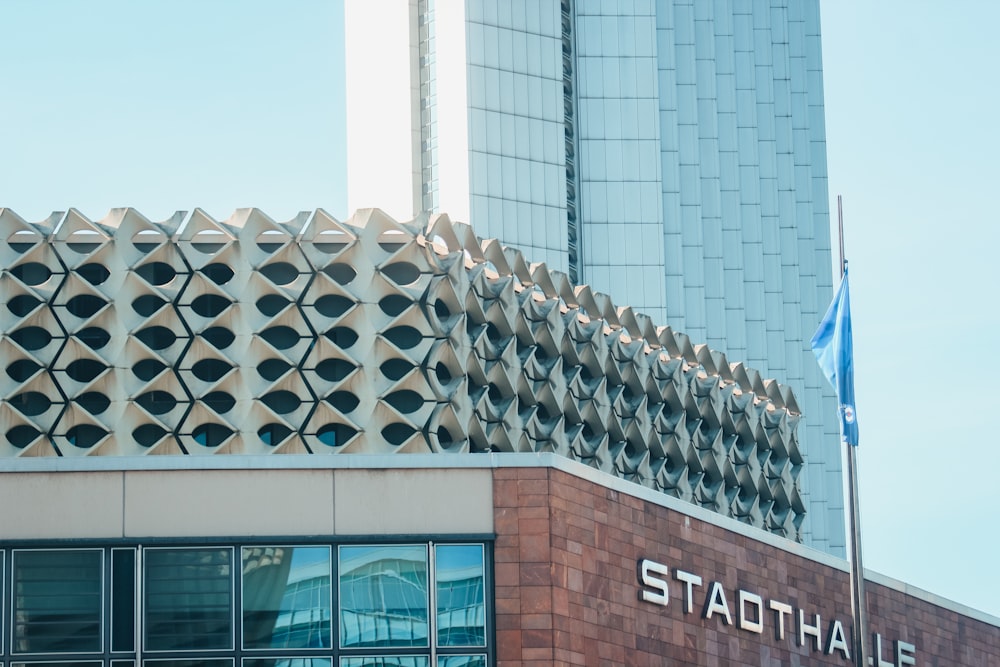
[242, 547, 332, 649]
[435, 545, 486, 647]
[143, 660, 233, 667]
[340, 658, 429, 667]
[12, 549, 103, 654]
[437, 657, 486, 667]
[144, 548, 233, 651]
[245, 659, 332, 667]
[339, 545, 428, 648]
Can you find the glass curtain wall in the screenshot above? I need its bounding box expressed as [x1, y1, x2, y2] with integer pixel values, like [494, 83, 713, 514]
[1, 542, 490, 667]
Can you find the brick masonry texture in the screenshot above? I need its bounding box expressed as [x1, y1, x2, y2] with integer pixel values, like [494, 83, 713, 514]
[492, 467, 1000, 666]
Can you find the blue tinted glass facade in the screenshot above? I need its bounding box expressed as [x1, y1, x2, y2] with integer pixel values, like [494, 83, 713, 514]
[446, 0, 843, 554]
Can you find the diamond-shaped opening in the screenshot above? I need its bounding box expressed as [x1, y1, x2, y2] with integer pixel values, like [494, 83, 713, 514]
[437, 426, 457, 450]
[200, 327, 235, 350]
[11, 262, 53, 286]
[317, 423, 357, 447]
[191, 230, 228, 255]
[66, 424, 108, 448]
[382, 262, 420, 286]
[315, 359, 355, 382]
[314, 229, 351, 254]
[379, 359, 413, 381]
[258, 423, 293, 446]
[66, 294, 108, 319]
[10, 327, 52, 351]
[259, 326, 300, 350]
[325, 391, 359, 414]
[383, 326, 422, 350]
[134, 326, 177, 350]
[382, 423, 416, 446]
[321, 263, 356, 285]
[192, 359, 233, 383]
[433, 298, 456, 323]
[191, 294, 232, 318]
[9, 391, 52, 416]
[74, 392, 110, 415]
[260, 391, 302, 414]
[132, 295, 168, 317]
[136, 390, 178, 415]
[377, 230, 408, 254]
[132, 229, 167, 254]
[202, 263, 235, 285]
[66, 229, 103, 254]
[66, 359, 107, 383]
[314, 295, 353, 318]
[324, 327, 358, 349]
[383, 390, 424, 414]
[256, 294, 292, 317]
[133, 424, 168, 447]
[76, 327, 111, 351]
[132, 359, 167, 381]
[7, 359, 42, 382]
[7, 295, 43, 317]
[256, 230, 290, 253]
[260, 262, 298, 285]
[135, 262, 177, 286]
[191, 422, 233, 447]
[434, 362, 453, 385]
[202, 391, 235, 414]
[6, 425, 42, 448]
[8, 229, 42, 254]
[77, 263, 111, 286]
[378, 295, 412, 317]
[257, 359, 292, 381]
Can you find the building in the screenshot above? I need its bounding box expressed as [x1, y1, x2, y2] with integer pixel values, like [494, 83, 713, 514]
[345, 0, 843, 555]
[2, 208, 998, 665]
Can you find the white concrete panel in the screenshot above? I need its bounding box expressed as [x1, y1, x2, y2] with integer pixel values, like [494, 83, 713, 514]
[123, 470, 334, 537]
[433, 0, 471, 223]
[345, 0, 420, 219]
[334, 469, 493, 535]
[0, 472, 124, 539]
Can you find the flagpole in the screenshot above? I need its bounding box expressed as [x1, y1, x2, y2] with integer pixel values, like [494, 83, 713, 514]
[839, 195, 870, 667]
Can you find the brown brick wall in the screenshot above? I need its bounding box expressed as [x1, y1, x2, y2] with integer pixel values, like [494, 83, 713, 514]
[493, 466, 1000, 666]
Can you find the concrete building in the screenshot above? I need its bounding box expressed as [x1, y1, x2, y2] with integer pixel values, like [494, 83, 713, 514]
[345, 0, 843, 555]
[1, 208, 998, 665]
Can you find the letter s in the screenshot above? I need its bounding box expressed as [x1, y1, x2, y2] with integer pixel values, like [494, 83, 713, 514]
[639, 559, 670, 606]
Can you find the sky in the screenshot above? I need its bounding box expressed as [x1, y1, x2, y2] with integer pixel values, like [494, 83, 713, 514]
[2, 0, 998, 618]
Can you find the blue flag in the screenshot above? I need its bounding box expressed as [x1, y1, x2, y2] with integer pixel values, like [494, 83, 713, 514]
[811, 269, 859, 446]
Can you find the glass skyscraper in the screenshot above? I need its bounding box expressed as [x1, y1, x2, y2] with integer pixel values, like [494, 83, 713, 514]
[345, 0, 843, 556]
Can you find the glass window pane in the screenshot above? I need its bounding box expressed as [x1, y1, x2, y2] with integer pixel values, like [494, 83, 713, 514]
[13, 662, 103, 667]
[143, 661, 233, 667]
[13, 549, 103, 654]
[435, 545, 486, 647]
[244, 660, 331, 667]
[339, 545, 428, 648]
[438, 657, 487, 667]
[242, 546, 332, 649]
[144, 548, 233, 651]
[112, 548, 136, 652]
[340, 658, 429, 667]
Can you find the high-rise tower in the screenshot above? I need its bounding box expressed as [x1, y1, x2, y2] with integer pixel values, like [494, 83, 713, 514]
[345, 0, 843, 556]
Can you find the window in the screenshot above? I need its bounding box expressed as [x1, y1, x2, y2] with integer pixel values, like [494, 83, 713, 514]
[0, 542, 491, 666]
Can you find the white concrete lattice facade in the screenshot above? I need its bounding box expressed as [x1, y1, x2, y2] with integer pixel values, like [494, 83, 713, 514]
[1, 207, 805, 539]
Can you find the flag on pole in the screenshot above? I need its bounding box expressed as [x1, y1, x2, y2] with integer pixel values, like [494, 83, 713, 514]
[811, 268, 859, 446]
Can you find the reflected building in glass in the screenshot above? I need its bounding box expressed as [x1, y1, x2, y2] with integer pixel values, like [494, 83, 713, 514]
[346, 0, 844, 555]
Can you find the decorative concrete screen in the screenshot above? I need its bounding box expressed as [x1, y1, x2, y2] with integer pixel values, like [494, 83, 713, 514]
[0, 208, 805, 538]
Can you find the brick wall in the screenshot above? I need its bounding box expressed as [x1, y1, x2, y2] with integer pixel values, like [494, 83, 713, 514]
[493, 466, 1000, 666]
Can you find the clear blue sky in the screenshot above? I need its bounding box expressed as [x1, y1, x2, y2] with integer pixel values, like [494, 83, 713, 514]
[2, 0, 997, 617]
